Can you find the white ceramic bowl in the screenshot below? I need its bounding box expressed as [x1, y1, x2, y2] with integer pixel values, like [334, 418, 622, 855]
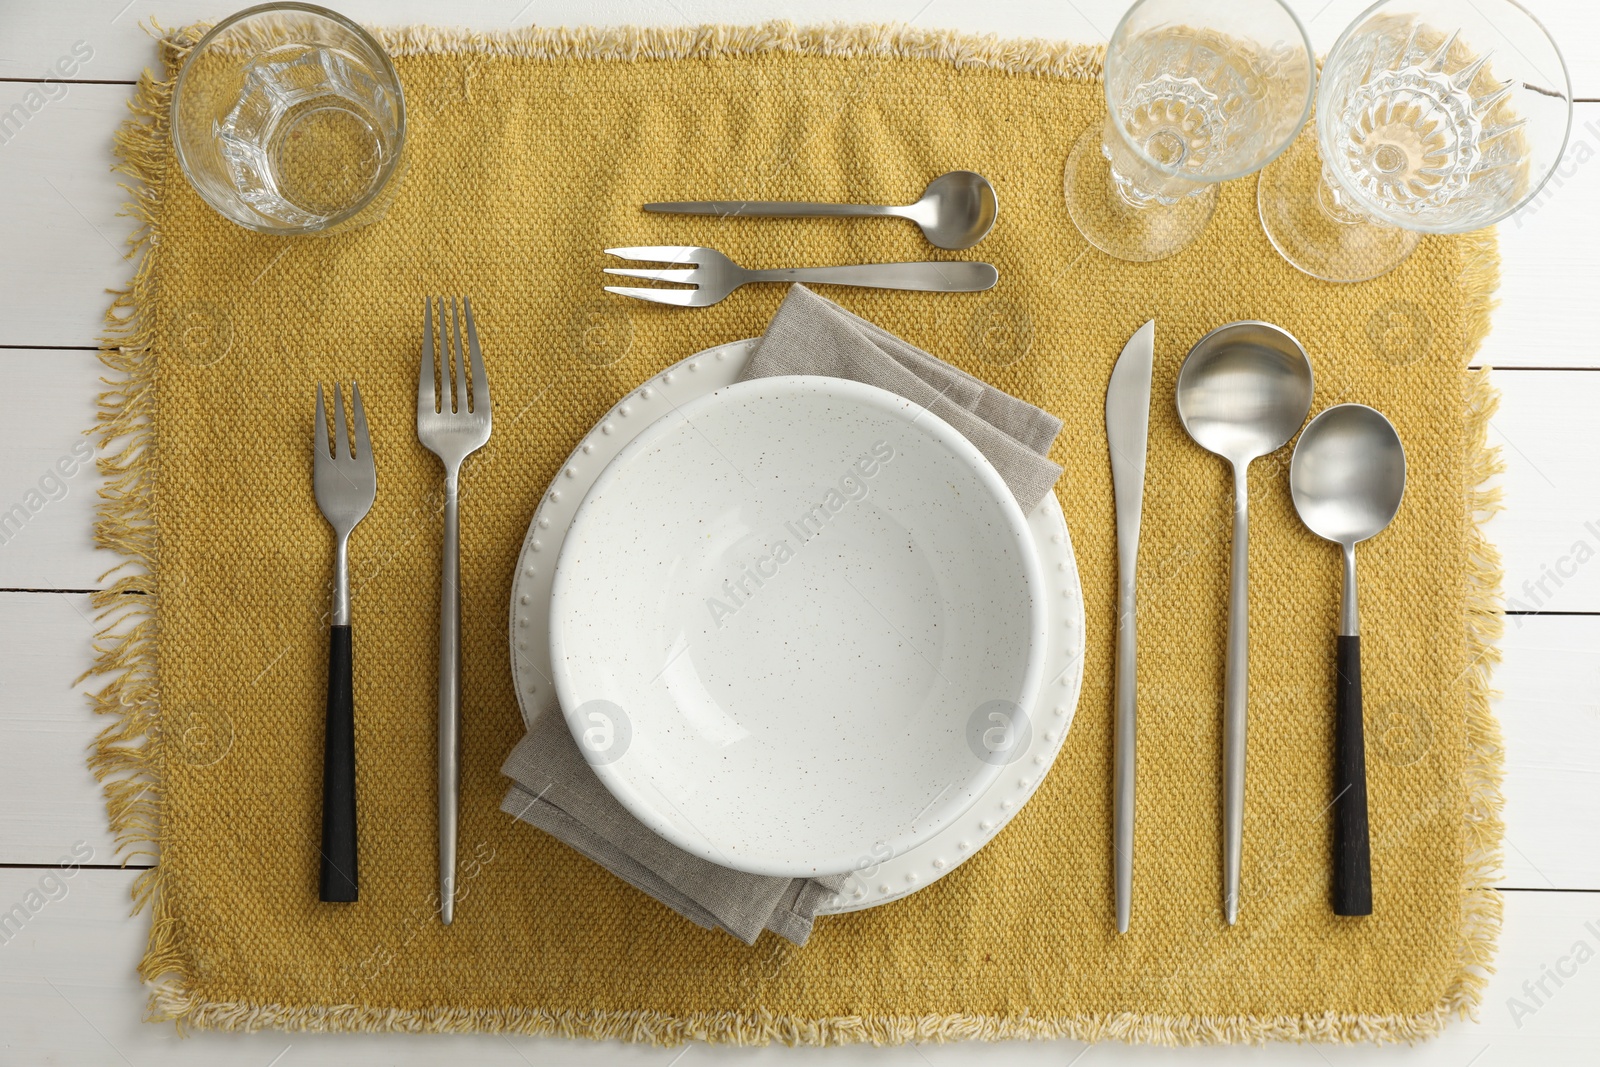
[548, 374, 1047, 878]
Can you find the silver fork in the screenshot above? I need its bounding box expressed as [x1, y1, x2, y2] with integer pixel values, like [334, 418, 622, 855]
[312, 382, 376, 904]
[416, 297, 491, 926]
[602, 246, 998, 306]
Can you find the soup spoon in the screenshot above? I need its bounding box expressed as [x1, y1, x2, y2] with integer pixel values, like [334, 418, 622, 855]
[644, 170, 1000, 250]
[1176, 321, 1313, 925]
[1290, 404, 1406, 917]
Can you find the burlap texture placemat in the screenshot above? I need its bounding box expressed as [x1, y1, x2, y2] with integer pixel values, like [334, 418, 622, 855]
[89, 21, 1503, 1044]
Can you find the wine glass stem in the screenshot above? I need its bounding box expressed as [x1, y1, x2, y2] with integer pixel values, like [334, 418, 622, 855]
[1316, 178, 1365, 226]
[1108, 160, 1149, 210]
[1102, 114, 1161, 209]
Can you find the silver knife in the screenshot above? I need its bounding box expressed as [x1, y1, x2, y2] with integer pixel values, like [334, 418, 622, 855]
[1106, 320, 1155, 934]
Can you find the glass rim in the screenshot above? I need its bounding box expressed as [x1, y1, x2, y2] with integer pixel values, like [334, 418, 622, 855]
[170, 1, 408, 235]
[1101, 0, 1317, 185]
[1315, 0, 1574, 233]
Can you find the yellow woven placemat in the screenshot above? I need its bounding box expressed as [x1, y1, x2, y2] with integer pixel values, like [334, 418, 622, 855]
[91, 22, 1503, 1044]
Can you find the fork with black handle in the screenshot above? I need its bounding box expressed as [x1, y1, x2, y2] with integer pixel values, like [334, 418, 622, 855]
[416, 297, 492, 925]
[312, 382, 376, 903]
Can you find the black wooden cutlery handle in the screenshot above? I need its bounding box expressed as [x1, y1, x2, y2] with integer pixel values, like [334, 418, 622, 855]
[319, 624, 358, 903]
[1333, 634, 1372, 916]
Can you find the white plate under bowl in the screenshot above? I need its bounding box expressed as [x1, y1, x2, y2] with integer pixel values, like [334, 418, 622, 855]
[509, 341, 1085, 910]
[547, 374, 1047, 879]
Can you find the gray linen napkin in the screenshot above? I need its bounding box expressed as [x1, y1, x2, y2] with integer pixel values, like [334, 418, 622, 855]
[501, 712, 846, 945]
[500, 283, 1064, 945]
[741, 284, 1064, 512]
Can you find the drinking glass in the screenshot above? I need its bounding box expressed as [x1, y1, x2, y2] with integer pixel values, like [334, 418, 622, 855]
[171, 3, 406, 236]
[1258, 0, 1571, 282]
[1064, 0, 1315, 262]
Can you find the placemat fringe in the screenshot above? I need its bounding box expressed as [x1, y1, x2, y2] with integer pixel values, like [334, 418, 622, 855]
[369, 20, 1105, 81]
[102, 1003, 1512, 1044]
[87, 42, 192, 1022]
[1452, 226, 1508, 1025]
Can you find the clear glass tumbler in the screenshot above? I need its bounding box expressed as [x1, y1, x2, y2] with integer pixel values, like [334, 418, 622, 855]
[1064, 0, 1315, 262]
[171, 3, 406, 236]
[1258, 0, 1572, 282]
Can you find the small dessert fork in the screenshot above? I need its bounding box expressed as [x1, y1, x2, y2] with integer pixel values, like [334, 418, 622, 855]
[312, 382, 376, 903]
[602, 246, 998, 306]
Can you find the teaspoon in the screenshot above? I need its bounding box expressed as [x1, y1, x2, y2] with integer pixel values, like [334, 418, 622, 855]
[1290, 403, 1406, 917]
[1176, 321, 1313, 925]
[643, 170, 1000, 250]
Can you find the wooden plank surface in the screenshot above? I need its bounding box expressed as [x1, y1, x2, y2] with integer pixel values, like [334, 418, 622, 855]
[1491, 371, 1600, 616]
[0, 594, 117, 866]
[0, 353, 111, 591]
[0, 87, 131, 351]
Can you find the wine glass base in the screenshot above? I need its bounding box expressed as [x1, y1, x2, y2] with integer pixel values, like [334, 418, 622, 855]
[1062, 125, 1217, 263]
[1257, 134, 1421, 283]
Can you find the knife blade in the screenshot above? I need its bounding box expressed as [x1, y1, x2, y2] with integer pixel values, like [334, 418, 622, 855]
[1106, 319, 1155, 934]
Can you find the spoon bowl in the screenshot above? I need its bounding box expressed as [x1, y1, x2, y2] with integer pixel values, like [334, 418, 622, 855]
[1176, 321, 1315, 465]
[909, 170, 1000, 249]
[1174, 319, 1312, 925]
[1290, 404, 1406, 548]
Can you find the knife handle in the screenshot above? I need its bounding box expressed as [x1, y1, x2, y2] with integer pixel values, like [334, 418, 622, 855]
[319, 625, 358, 903]
[1112, 576, 1137, 933]
[1333, 634, 1372, 916]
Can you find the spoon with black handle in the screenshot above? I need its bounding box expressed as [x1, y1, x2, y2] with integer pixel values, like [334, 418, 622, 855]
[1290, 404, 1407, 916]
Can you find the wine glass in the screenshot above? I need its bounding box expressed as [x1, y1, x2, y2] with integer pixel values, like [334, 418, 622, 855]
[1258, 0, 1572, 283]
[1064, 0, 1315, 263]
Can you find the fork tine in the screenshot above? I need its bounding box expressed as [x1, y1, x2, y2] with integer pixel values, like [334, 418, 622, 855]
[448, 298, 459, 398]
[433, 296, 448, 412]
[350, 381, 371, 460]
[333, 381, 348, 458]
[315, 382, 330, 460]
[605, 246, 700, 265]
[419, 297, 436, 417]
[430, 296, 444, 412]
[450, 297, 469, 414]
[602, 268, 697, 284]
[462, 296, 489, 415]
[604, 285, 704, 307]
[436, 297, 451, 413]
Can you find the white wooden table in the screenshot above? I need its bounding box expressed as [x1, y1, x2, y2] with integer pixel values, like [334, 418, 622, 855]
[2, 2, 1597, 1063]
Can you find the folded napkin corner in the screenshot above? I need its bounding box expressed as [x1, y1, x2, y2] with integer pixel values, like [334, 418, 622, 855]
[743, 284, 1065, 512]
